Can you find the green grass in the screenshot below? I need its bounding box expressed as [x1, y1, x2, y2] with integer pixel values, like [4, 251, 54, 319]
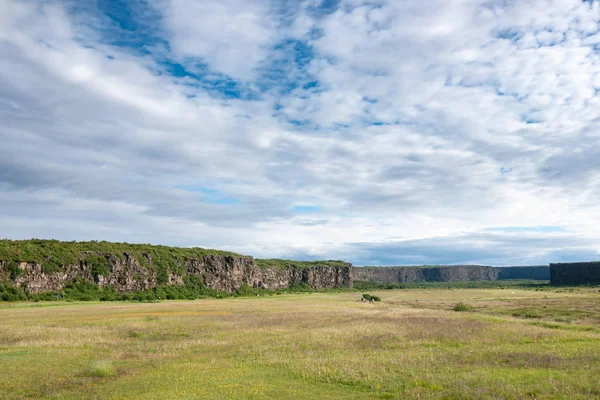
[87, 361, 116, 378]
[254, 259, 349, 269]
[1, 289, 600, 399]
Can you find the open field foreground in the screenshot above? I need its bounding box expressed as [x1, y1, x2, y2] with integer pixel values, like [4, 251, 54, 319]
[2, 288, 600, 399]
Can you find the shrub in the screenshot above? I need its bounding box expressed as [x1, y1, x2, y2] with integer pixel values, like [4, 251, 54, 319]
[452, 302, 472, 312]
[85, 254, 111, 279]
[362, 293, 381, 302]
[0, 282, 26, 301]
[236, 283, 261, 296]
[288, 283, 312, 292]
[156, 267, 169, 285]
[6, 261, 22, 280]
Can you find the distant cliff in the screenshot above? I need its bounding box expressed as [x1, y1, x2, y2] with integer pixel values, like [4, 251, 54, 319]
[496, 266, 550, 280]
[0, 240, 353, 294]
[352, 265, 498, 283]
[550, 262, 600, 284]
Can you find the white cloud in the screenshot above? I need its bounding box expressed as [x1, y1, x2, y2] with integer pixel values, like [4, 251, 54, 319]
[1, 0, 600, 265]
[155, 0, 278, 80]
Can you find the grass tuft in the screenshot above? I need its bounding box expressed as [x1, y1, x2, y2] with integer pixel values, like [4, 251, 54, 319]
[452, 302, 473, 312]
[87, 361, 115, 378]
[128, 330, 144, 338]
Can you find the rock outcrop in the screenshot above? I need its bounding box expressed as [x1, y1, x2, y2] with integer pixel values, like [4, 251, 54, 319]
[550, 262, 600, 284]
[353, 265, 498, 283]
[1, 250, 353, 294]
[495, 266, 550, 280]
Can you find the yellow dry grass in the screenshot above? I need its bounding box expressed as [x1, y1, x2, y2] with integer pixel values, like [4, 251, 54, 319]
[1, 289, 600, 399]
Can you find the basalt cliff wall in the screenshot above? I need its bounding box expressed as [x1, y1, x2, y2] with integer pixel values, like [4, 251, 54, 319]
[0, 256, 353, 294]
[496, 266, 550, 280]
[353, 265, 552, 283]
[0, 241, 353, 294]
[0, 240, 559, 296]
[352, 265, 499, 283]
[550, 262, 600, 284]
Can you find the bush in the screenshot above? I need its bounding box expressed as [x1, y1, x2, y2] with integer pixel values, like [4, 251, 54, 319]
[452, 302, 473, 312]
[288, 283, 312, 292]
[6, 261, 22, 280]
[0, 282, 26, 301]
[236, 283, 261, 296]
[85, 254, 111, 279]
[362, 293, 381, 302]
[156, 267, 169, 285]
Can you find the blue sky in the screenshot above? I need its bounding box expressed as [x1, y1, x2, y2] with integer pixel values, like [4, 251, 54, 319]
[1, 0, 600, 265]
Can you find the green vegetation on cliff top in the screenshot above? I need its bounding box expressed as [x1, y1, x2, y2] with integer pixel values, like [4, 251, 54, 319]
[254, 259, 349, 269]
[0, 239, 241, 274]
[0, 239, 349, 274]
[360, 264, 491, 268]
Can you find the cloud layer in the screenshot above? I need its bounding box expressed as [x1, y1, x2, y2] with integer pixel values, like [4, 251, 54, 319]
[1, 0, 600, 265]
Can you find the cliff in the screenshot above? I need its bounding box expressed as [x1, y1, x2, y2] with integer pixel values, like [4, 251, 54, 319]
[353, 265, 498, 283]
[495, 266, 550, 280]
[0, 240, 353, 294]
[550, 262, 600, 285]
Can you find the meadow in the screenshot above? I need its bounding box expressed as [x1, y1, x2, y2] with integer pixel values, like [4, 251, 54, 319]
[1, 287, 600, 399]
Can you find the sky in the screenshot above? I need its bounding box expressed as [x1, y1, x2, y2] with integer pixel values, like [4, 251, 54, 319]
[1, 0, 600, 266]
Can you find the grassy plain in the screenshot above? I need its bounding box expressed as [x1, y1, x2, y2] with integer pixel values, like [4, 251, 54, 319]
[1, 287, 600, 399]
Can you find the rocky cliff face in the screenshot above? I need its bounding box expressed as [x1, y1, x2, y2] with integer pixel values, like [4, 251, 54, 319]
[352, 267, 400, 284]
[496, 266, 550, 280]
[245, 264, 352, 290]
[550, 262, 600, 284]
[353, 265, 498, 283]
[10, 253, 158, 294]
[354, 265, 551, 284]
[1, 253, 353, 294]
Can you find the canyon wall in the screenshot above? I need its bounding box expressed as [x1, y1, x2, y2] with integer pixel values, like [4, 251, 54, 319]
[0, 243, 353, 294]
[550, 262, 600, 285]
[354, 265, 551, 284]
[1, 240, 576, 297]
[496, 266, 550, 280]
[353, 265, 498, 283]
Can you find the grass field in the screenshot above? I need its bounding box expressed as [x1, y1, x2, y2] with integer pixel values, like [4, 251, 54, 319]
[2, 287, 600, 399]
